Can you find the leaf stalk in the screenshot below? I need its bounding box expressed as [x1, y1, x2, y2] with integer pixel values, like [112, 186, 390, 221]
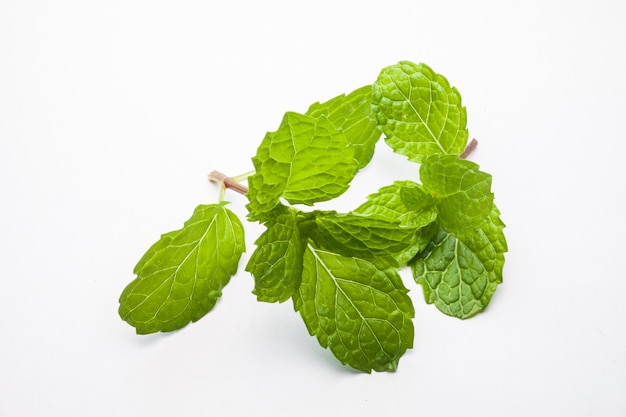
[459, 138, 478, 159]
[208, 170, 250, 197]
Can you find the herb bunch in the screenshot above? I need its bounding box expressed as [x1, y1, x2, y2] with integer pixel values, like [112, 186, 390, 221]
[118, 61, 507, 373]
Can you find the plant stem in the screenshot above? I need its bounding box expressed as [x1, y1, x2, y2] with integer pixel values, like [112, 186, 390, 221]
[460, 138, 478, 159]
[208, 170, 249, 196]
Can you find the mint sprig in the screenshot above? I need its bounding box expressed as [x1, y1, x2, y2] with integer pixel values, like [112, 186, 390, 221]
[118, 61, 507, 373]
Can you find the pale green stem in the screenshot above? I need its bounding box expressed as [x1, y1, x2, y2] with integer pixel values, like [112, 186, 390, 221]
[217, 181, 227, 202]
[231, 170, 255, 183]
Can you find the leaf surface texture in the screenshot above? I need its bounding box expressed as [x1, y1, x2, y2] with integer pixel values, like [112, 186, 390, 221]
[294, 243, 415, 372]
[119, 203, 245, 333]
[306, 85, 382, 168]
[411, 204, 507, 319]
[372, 61, 468, 162]
[246, 210, 307, 302]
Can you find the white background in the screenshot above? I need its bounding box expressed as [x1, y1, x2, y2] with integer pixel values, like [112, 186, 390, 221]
[1, 1, 625, 416]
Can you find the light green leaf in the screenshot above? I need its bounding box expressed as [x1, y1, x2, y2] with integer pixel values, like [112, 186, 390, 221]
[420, 154, 494, 234]
[247, 112, 358, 221]
[353, 180, 437, 229]
[246, 209, 307, 303]
[133, 230, 178, 275]
[411, 204, 507, 319]
[293, 242, 414, 373]
[372, 61, 468, 162]
[306, 85, 382, 168]
[119, 203, 245, 334]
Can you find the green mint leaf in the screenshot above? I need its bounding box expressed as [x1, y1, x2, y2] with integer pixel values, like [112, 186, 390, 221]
[420, 154, 494, 233]
[312, 211, 428, 268]
[119, 203, 245, 334]
[293, 242, 414, 373]
[306, 85, 382, 168]
[474, 204, 507, 283]
[372, 61, 468, 162]
[247, 112, 358, 221]
[310, 181, 440, 269]
[353, 180, 437, 229]
[245, 209, 307, 303]
[411, 204, 507, 319]
[133, 230, 178, 275]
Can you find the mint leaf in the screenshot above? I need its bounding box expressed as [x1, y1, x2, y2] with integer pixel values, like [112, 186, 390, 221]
[372, 61, 468, 162]
[247, 112, 358, 221]
[246, 209, 307, 303]
[306, 85, 382, 168]
[411, 204, 507, 319]
[119, 203, 245, 334]
[353, 180, 437, 229]
[133, 230, 178, 275]
[309, 181, 439, 269]
[293, 242, 414, 373]
[312, 211, 428, 268]
[420, 154, 494, 233]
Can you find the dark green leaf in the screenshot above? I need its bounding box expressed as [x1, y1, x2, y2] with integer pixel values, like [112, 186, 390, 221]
[411, 204, 507, 319]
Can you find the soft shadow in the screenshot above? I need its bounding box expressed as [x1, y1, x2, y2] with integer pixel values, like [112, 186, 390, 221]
[125, 328, 180, 347]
